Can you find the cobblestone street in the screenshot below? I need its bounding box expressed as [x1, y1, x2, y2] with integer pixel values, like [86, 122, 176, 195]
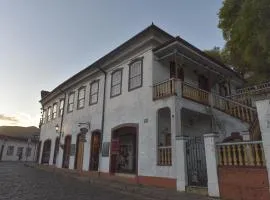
[0, 162, 210, 200]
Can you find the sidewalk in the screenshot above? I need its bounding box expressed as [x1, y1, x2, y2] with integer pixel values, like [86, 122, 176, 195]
[26, 163, 218, 200]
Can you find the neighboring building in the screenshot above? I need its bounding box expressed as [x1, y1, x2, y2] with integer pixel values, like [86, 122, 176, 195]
[38, 24, 260, 192]
[0, 135, 38, 162]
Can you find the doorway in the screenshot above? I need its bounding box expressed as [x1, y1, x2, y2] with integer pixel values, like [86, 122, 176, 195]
[110, 125, 137, 174]
[89, 131, 101, 171]
[53, 137, 60, 165]
[74, 134, 84, 170]
[62, 135, 71, 168]
[41, 139, 51, 164]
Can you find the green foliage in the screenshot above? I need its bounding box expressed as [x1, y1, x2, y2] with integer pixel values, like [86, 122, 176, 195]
[218, 0, 270, 83]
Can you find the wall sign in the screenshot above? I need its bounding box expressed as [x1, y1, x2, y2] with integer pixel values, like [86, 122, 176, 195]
[102, 142, 110, 157]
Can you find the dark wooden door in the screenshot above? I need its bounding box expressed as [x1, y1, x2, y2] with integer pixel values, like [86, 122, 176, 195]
[36, 141, 41, 162]
[198, 75, 209, 91]
[53, 137, 59, 165]
[74, 134, 84, 170]
[89, 132, 100, 171]
[62, 136, 71, 168]
[0, 145, 4, 161]
[170, 62, 184, 80]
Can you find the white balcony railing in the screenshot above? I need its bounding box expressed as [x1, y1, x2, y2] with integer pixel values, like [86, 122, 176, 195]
[216, 141, 265, 167]
[157, 146, 172, 166]
[153, 78, 176, 100]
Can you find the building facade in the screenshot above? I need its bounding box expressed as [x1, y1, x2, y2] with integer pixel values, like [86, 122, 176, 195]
[0, 135, 38, 162]
[38, 25, 257, 193]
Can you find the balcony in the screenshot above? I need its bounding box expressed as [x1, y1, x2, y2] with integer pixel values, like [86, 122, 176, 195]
[153, 79, 256, 124]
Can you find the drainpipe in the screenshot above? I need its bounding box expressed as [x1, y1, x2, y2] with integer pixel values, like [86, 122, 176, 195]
[96, 66, 107, 176]
[58, 89, 66, 168]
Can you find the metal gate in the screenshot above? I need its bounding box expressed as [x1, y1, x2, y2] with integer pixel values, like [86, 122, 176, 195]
[186, 136, 207, 187]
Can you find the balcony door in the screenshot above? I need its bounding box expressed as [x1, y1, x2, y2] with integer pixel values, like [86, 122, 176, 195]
[170, 62, 184, 80]
[198, 75, 209, 91]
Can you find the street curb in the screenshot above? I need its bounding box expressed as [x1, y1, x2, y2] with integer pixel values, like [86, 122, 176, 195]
[25, 164, 219, 200]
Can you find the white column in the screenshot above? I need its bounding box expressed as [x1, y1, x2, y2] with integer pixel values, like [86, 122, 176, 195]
[69, 134, 77, 170]
[82, 133, 91, 171]
[49, 139, 55, 165]
[56, 135, 64, 168]
[38, 141, 44, 164]
[204, 133, 220, 197]
[175, 135, 188, 191]
[256, 99, 270, 187]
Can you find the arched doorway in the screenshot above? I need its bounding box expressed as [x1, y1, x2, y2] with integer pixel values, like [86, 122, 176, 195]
[74, 133, 84, 170]
[157, 107, 172, 166]
[110, 124, 138, 175]
[41, 139, 51, 164]
[62, 135, 71, 168]
[89, 131, 101, 171]
[53, 137, 60, 165]
[36, 141, 41, 163]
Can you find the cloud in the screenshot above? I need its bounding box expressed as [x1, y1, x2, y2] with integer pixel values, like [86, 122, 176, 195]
[0, 113, 40, 127]
[0, 114, 19, 122]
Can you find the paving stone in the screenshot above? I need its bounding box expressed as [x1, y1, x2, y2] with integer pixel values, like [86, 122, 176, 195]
[0, 162, 216, 200]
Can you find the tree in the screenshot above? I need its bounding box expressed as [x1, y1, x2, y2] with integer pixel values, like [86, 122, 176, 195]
[218, 0, 270, 83]
[204, 46, 224, 63]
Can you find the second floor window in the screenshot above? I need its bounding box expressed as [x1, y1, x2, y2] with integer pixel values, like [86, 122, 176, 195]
[47, 107, 52, 121]
[129, 59, 143, 90]
[67, 92, 75, 112]
[77, 87, 86, 109]
[59, 99, 64, 117]
[52, 103, 57, 119]
[90, 81, 99, 105]
[111, 69, 122, 97]
[42, 110, 47, 124]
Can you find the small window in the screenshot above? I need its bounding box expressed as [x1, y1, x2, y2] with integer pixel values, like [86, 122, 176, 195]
[42, 110, 47, 124]
[25, 147, 32, 157]
[47, 107, 52, 121]
[90, 81, 99, 105]
[7, 146, 14, 156]
[111, 69, 122, 97]
[77, 87, 86, 109]
[16, 147, 24, 156]
[67, 92, 75, 112]
[129, 59, 143, 90]
[52, 103, 57, 119]
[59, 99, 64, 117]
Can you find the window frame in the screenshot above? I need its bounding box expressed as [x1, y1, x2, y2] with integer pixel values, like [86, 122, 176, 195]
[42, 109, 47, 124]
[47, 106, 52, 121]
[58, 98, 65, 117]
[77, 86, 86, 110]
[52, 103, 57, 119]
[89, 80, 100, 105]
[25, 147, 32, 157]
[128, 57, 143, 91]
[110, 69, 123, 98]
[7, 146, 14, 156]
[16, 147, 24, 156]
[67, 92, 75, 113]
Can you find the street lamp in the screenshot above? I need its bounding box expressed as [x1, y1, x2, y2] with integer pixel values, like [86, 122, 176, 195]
[55, 124, 59, 133]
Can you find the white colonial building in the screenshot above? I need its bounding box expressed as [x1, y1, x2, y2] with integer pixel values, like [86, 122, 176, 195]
[0, 135, 38, 162]
[38, 24, 260, 194]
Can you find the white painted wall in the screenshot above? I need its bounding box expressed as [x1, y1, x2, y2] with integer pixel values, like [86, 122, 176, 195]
[39, 40, 247, 183]
[0, 139, 37, 162]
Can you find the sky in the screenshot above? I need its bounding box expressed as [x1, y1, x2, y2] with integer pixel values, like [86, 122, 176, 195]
[0, 0, 225, 127]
